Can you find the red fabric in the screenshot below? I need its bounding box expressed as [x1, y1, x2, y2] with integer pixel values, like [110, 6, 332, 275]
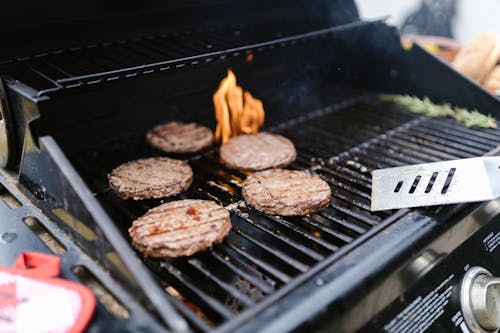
[11, 252, 61, 277]
[0, 281, 18, 309]
[0, 252, 96, 333]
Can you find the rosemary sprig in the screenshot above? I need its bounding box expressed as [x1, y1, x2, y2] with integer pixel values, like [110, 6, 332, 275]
[379, 94, 497, 129]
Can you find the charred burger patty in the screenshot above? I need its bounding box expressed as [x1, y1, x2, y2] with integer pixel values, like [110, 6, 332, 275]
[242, 169, 331, 216]
[108, 157, 193, 200]
[129, 199, 231, 257]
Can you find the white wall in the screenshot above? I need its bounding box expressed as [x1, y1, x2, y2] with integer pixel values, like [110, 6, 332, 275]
[355, 0, 500, 44]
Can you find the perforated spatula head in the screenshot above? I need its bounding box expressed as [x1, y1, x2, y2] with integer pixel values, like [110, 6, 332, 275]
[371, 157, 500, 211]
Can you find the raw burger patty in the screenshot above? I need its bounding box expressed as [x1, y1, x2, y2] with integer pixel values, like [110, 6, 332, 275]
[242, 169, 331, 216]
[108, 157, 193, 200]
[147, 121, 214, 153]
[220, 132, 296, 171]
[129, 199, 232, 257]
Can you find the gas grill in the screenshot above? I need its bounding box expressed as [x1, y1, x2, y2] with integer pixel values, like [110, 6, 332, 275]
[1, 1, 500, 332]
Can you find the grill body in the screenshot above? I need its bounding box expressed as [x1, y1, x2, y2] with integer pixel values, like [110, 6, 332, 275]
[1, 2, 500, 332]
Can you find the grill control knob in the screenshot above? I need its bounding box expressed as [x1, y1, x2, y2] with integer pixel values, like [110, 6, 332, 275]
[461, 267, 500, 333]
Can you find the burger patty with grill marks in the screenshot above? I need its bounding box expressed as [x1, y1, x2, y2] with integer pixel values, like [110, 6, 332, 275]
[220, 132, 296, 171]
[147, 121, 214, 153]
[108, 157, 193, 200]
[242, 169, 331, 216]
[129, 199, 231, 257]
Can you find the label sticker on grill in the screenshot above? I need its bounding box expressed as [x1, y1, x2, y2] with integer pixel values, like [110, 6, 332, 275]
[483, 231, 500, 253]
[383, 274, 454, 333]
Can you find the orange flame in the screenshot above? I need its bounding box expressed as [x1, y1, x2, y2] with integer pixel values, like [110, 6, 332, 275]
[213, 69, 265, 144]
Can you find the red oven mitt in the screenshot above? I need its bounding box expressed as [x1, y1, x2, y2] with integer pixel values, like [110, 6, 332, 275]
[0, 252, 95, 333]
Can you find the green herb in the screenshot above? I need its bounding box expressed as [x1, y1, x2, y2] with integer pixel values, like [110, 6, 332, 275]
[379, 94, 497, 129]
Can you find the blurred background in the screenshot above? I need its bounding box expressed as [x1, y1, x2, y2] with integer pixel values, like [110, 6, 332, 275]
[355, 0, 500, 44]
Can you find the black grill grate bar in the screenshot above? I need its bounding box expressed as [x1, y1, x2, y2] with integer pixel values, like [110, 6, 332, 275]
[183, 38, 225, 52]
[97, 53, 138, 70]
[312, 174, 380, 218]
[226, 229, 306, 278]
[186, 259, 256, 308]
[370, 141, 441, 163]
[152, 261, 235, 322]
[280, 106, 416, 156]
[134, 39, 186, 59]
[230, 226, 311, 273]
[293, 141, 341, 161]
[307, 106, 410, 135]
[331, 191, 380, 216]
[30, 61, 72, 80]
[44, 60, 75, 77]
[342, 113, 417, 134]
[190, 160, 245, 188]
[302, 215, 354, 244]
[329, 185, 372, 212]
[254, 213, 339, 253]
[328, 203, 381, 226]
[321, 173, 371, 200]
[165, 259, 252, 312]
[201, 155, 251, 180]
[297, 126, 378, 153]
[168, 38, 218, 56]
[419, 122, 500, 150]
[224, 236, 293, 284]
[412, 126, 496, 153]
[232, 214, 327, 262]
[318, 209, 367, 235]
[290, 129, 361, 156]
[148, 34, 205, 52]
[383, 135, 462, 161]
[316, 163, 372, 190]
[72, 55, 117, 73]
[120, 41, 173, 62]
[166, 295, 214, 332]
[207, 31, 245, 43]
[360, 144, 428, 166]
[408, 124, 497, 152]
[66, 60, 107, 76]
[210, 248, 276, 294]
[231, 217, 321, 266]
[322, 164, 371, 187]
[395, 131, 478, 158]
[312, 170, 390, 223]
[426, 118, 500, 141]
[112, 44, 158, 64]
[349, 152, 407, 169]
[191, 178, 240, 205]
[148, 39, 199, 58]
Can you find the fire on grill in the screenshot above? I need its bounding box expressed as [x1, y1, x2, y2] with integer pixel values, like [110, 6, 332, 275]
[213, 69, 265, 143]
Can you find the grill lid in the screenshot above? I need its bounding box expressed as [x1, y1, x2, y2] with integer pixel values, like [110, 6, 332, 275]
[0, 0, 359, 62]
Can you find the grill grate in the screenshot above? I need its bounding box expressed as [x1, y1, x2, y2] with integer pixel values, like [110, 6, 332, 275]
[0, 23, 365, 96]
[69, 98, 500, 331]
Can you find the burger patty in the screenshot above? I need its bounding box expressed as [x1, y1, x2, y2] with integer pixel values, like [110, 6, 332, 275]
[147, 121, 214, 153]
[242, 169, 331, 216]
[108, 157, 193, 200]
[129, 199, 231, 257]
[220, 132, 296, 171]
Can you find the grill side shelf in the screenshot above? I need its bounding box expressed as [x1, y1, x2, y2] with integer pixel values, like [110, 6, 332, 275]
[18, 135, 190, 333]
[0, 170, 168, 332]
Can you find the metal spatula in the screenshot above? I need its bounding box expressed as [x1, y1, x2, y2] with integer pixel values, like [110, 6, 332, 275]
[370, 157, 500, 211]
